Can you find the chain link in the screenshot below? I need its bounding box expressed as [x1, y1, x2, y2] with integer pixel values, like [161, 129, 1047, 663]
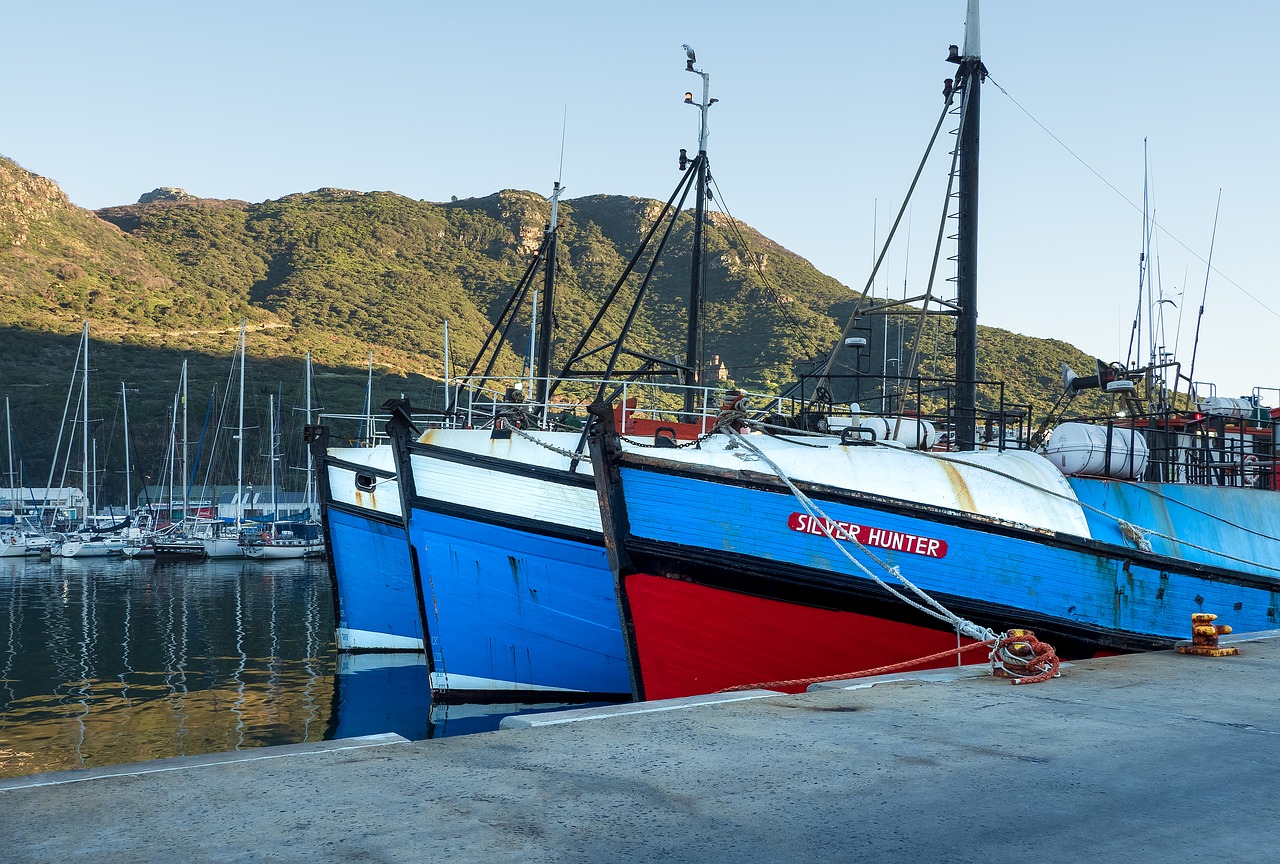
[507, 424, 591, 462]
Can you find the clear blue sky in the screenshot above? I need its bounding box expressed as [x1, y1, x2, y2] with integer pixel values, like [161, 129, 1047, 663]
[6, 1, 1277, 401]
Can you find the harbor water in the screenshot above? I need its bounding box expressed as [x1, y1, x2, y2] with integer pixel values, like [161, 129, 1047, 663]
[0, 555, 572, 780]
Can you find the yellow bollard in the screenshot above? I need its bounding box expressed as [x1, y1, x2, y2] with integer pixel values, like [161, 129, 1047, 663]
[1175, 613, 1240, 657]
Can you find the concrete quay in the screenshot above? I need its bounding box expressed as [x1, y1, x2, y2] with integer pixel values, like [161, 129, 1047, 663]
[2, 631, 1277, 863]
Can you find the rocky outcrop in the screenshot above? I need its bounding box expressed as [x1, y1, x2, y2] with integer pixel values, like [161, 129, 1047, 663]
[1, 157, 72, 247]
[137, 187, 197, 204]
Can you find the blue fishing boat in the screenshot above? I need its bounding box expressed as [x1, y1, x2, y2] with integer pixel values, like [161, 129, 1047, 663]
[321, 49, 751, 701]
[310, 428, 422, 652]
[587, 4, 1280, 701]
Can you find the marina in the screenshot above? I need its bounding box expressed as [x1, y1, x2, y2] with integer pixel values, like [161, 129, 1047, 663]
[3, 3, 1279, 860]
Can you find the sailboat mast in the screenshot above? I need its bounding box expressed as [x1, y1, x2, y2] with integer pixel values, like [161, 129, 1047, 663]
[121, 383, 131, 516]
[269, 393, 277, 521]
[181, 359, 189, 520]
[951, 0, 984, 451]
[683, 46, 713, 414]
[305, 351, 314, 517]
[237, 322, 246, 525]
[6, 396, 14, 516]
[81, 321, 89, 524]
[168, 394, 178, 522]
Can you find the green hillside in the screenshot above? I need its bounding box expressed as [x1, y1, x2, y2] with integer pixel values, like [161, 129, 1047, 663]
[0, 155, 1104, 507]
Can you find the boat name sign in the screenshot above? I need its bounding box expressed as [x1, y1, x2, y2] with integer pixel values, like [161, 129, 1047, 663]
[787, 513, 949, 558]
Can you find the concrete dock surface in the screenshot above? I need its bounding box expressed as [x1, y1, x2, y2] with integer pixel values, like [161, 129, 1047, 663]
[3, 631, 1277, 863]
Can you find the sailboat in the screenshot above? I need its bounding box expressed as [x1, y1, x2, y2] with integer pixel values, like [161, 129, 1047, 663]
[56, 323, 131, 558]
[586, 2, 1280, 701]
[151, 361, 209, 561]
[196, 322, 251, 559]
[1, 396, 31, 558]
[242, 391, 325, 560]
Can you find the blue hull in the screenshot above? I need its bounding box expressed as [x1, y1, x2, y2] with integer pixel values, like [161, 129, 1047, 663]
[1068, 477, 1280, 579]
[615, 464, 1280, 647]
[406, 506, 630, 697]
[327, 507, 424, 651]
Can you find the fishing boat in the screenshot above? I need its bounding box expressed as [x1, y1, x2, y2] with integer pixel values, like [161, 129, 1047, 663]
[316, 62, 759, 701]
[310, 421, 421, 650]
[586, 4, 1280, 701]
[316, 176, 635, 699]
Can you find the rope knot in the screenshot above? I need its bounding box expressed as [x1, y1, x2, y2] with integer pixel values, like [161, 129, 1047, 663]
[1117, 520, 1154, 552]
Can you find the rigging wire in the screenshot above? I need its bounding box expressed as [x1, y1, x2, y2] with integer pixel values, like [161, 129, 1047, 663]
[1186, 189, 1223, 390]
[988, 76, 1278, 320]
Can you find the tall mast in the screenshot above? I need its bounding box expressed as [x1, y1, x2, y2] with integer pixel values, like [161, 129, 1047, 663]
[168, 393, 178, 522]
[269, 393, 277, 522]
[6, 396, 14, 517]
[305, 351, 314, 518]
[534, 182, 563, 412]
[121, 383, 131, 516]
[81, 321, 89, 524]
[181, 359, 189, 520]
[236, 321, 246, 525]
[682, 45, 715, 414]
[949, 0, 984, 450]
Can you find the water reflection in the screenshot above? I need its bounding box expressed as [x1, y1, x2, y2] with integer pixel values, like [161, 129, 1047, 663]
[0, 557, 336, 778]
[0, 556, 576, 780]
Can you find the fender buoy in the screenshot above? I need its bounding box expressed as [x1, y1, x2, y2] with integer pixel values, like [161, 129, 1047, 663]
[1243, 454, 1260, 487]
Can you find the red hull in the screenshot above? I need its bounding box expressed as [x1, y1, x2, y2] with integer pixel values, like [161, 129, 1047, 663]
[624, 573, 984, 700]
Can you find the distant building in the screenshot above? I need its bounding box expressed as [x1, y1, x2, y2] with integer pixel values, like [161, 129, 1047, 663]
[136, 484, 312, 522]
[704, 354, 730, 384]
[217, 489, 310, 521]
[0, 487, 88, 522]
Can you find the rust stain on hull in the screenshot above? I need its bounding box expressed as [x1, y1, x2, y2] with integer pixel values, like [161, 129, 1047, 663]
[937, 459, 977, 513]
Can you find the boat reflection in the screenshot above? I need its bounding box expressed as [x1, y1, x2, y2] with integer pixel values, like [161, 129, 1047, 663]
[0, 557, 586, 780]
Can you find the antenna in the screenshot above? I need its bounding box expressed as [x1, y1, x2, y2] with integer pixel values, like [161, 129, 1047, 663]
[558, 105, 568, 186]
[1186, 189, 1222, 394]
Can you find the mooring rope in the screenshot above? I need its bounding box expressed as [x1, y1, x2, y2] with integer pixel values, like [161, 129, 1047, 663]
[717, 422, 1059, 685]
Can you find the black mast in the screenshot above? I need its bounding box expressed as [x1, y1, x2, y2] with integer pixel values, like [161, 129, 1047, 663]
[534, 181, 562, 413]
[949, 1, 985, 451]
[682, 45, 715, 414]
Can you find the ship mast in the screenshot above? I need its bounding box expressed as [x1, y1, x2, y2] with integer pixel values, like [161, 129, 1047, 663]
[949, 0, 985, 451]
[533, 181, 563, 413]
[682, 44, 715, 414]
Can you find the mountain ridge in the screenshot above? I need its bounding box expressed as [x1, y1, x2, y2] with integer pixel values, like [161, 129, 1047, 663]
[0, 155, 1102, 505]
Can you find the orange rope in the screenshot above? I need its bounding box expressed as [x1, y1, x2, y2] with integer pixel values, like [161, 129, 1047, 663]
[716, 640, 992, 693]
[715, 630, 1060, 693]
[991, 631, 1060, 685]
